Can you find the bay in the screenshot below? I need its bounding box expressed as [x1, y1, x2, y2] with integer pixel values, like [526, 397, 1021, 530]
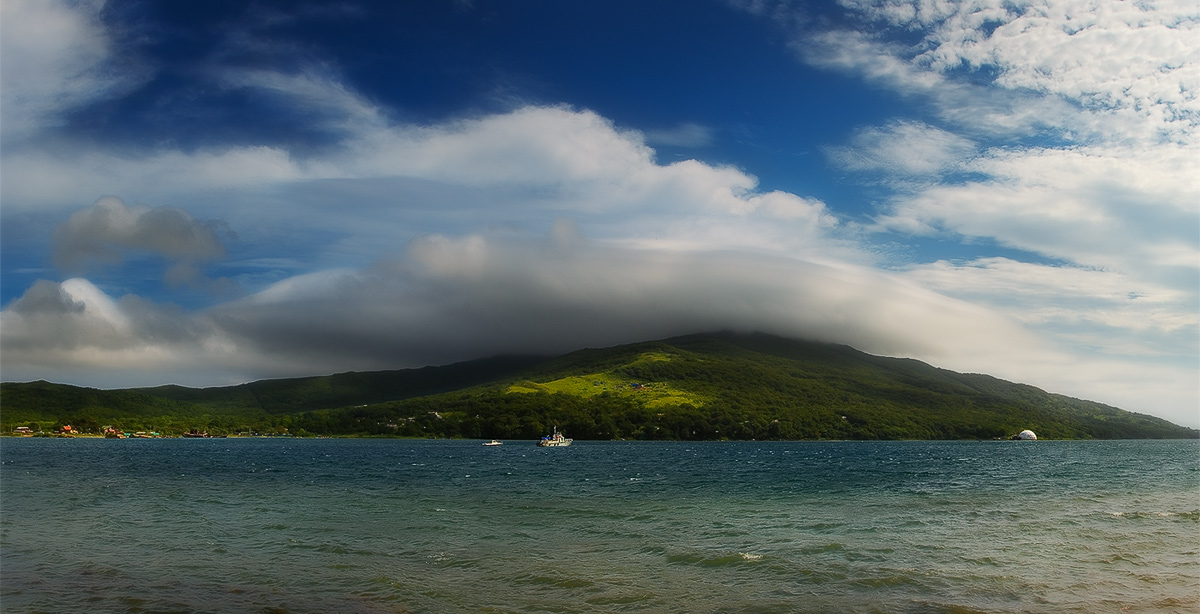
[1, 438, 1196, 613]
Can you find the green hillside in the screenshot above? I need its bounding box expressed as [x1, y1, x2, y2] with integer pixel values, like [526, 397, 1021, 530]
[138, 355, 547, 413]
[0, 379, 262, 435]
[2, 332, 1195, 439]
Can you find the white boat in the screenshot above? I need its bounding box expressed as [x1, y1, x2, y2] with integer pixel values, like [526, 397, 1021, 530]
[537, 427, 572, 447]
[483, 440, 503, 446]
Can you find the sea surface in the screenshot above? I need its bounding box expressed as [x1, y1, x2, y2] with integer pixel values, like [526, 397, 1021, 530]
[1, 438, 1197, 613]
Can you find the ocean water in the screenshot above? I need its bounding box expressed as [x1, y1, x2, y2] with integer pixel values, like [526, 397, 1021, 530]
[1, 438, 1196, 613]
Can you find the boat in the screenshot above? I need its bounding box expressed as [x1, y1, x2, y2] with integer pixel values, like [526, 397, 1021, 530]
[483, 440, 503, 446]
[537, 427, 572, 447]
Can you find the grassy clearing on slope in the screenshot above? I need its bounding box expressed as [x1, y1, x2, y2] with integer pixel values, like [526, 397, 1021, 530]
[506, 353, 707, 408]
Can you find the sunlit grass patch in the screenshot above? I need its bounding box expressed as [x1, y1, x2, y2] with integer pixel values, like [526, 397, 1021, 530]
[505, 353, 707, 407]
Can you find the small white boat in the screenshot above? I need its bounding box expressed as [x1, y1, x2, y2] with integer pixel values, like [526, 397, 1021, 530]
[483, 440, 503, 446]
[537, 427, 572, 447]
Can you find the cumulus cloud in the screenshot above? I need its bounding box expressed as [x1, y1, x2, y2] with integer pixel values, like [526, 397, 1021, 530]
[53, 196, 235, 290]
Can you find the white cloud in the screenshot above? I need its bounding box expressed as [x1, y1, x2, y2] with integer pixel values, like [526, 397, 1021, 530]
[800, 28, 946, 95]
[876, 143, 1200, 282]
[367, 107, 655, 187]
[826, 0, 1200, 145]
[0, 107, 647, 205]
[0, 0, 128, 142]
[0, 146, 305, 210]
[902, 257, 1196, 353]
[775, 0, 1200, 153]
[915, 0, 1200, 145]
[1, 105, 839, 261]
[826, 120, 977, 176]
[219, 67, 392, 136]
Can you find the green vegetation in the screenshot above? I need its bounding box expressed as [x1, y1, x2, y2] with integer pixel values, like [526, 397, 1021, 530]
[506, 352, 708, 409]
[2, 332, 1196, 440]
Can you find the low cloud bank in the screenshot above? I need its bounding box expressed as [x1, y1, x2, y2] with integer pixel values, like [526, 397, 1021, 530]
[4, 232, 1030, 376]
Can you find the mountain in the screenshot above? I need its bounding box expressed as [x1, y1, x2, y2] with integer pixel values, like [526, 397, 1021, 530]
[2, 332, 1195, 439]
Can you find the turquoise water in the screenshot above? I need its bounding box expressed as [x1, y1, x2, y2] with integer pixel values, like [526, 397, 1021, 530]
[1, 439, 1196, 613]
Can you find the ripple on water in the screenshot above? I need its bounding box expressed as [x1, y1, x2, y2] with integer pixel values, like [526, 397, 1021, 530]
[667, 550, 769, 567]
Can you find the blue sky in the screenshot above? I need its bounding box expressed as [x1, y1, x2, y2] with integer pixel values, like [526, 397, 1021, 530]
[2, 0, 1197, 427]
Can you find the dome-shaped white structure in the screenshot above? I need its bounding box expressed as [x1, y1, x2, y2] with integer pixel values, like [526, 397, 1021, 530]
[1017, 429, 1037, 440]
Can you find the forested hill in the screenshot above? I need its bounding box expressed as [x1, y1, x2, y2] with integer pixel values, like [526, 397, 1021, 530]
[2, 332, 1196, 439]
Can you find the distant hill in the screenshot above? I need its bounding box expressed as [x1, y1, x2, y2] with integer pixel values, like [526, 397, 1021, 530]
[2, 332, 1195, 439]
[136, 355, 548, 413]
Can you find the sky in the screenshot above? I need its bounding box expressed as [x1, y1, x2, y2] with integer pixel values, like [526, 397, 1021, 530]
[1, 0, 1197, 428]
